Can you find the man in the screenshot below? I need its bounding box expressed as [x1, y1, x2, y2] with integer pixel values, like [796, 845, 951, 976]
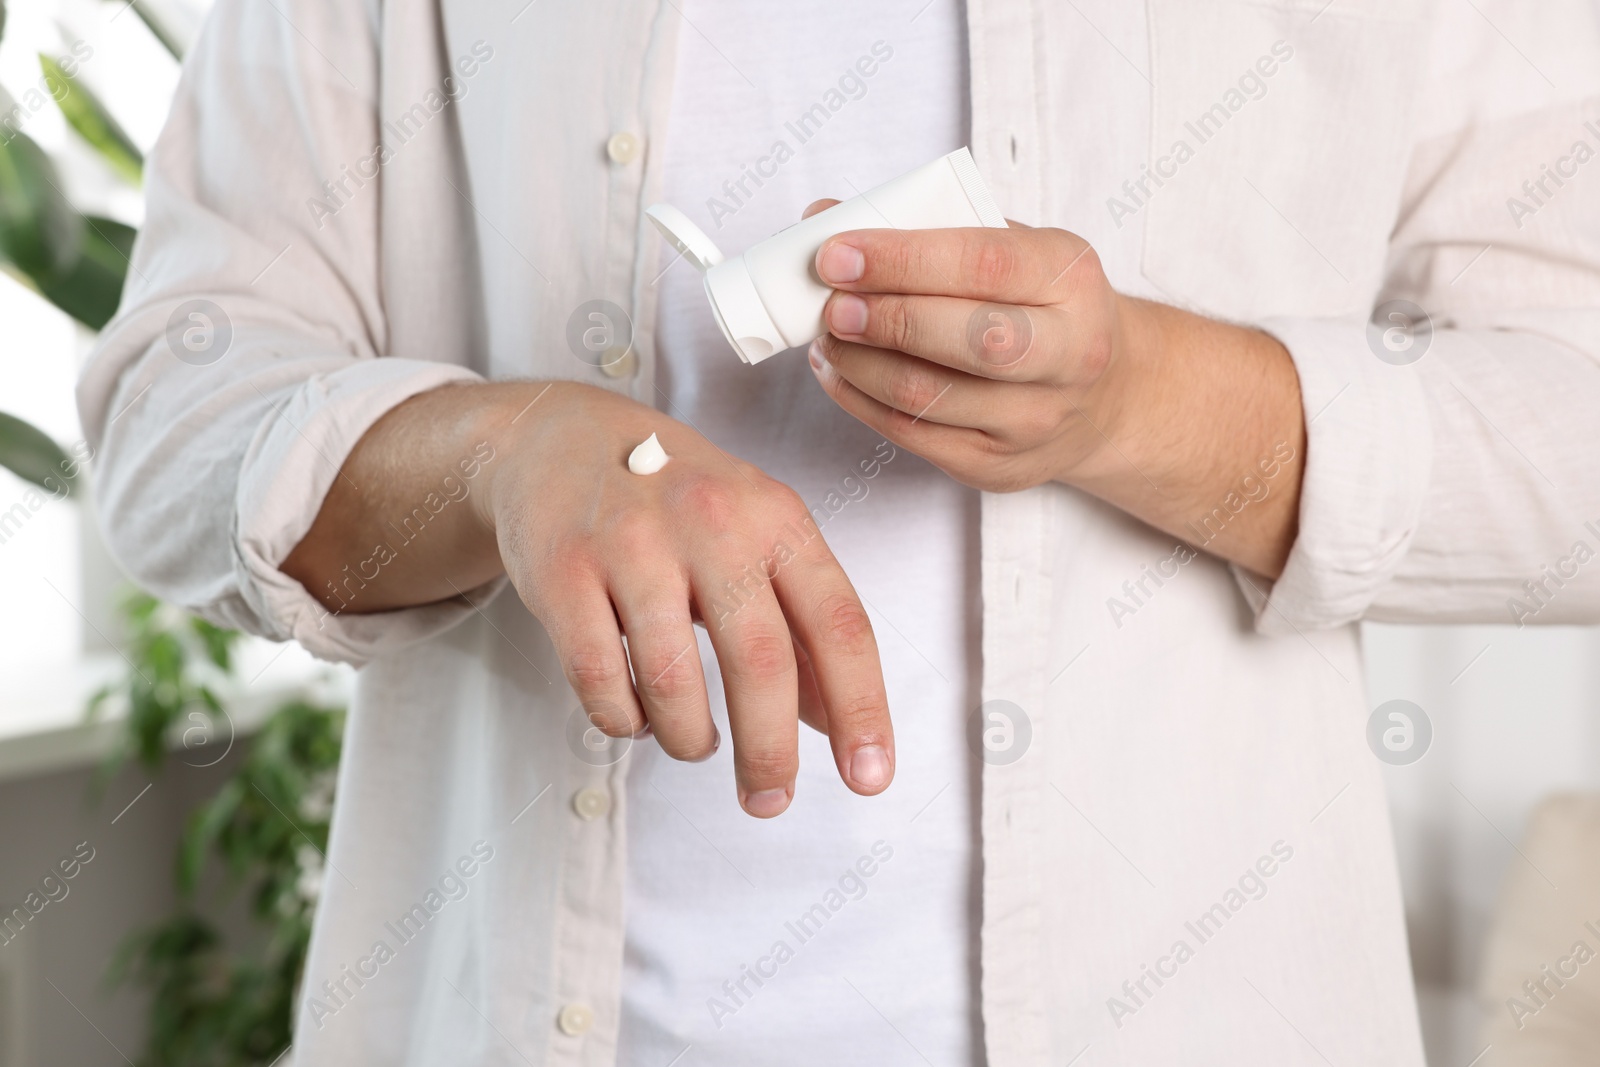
[80, 0, 1600, 1063]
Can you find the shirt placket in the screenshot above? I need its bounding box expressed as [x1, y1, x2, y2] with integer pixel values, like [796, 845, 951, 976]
[543, 6, 681, 1064]
[968, 0, 1055, 1063]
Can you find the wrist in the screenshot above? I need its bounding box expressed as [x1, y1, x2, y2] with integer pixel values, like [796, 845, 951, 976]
[1055, 294, 1306, 575]
[469, 379, 576, 534]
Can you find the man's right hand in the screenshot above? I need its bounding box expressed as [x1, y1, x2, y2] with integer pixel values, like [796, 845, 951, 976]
[284, 380, 893, 818]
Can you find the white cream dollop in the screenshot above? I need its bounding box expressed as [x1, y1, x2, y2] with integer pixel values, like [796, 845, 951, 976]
[627, 432, 670, 476]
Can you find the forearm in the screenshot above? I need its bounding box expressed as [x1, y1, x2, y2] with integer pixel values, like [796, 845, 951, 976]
[1072, 296, 1305, 579]
[281, 380, 545, 613]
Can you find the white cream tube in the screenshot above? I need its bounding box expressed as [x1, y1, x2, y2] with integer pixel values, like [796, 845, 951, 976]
[647, 147, 1006, 365]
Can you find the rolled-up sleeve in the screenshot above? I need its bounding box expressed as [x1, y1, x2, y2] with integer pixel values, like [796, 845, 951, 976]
[1240, 0, 1600, 634]
[76, 0, 490, 665]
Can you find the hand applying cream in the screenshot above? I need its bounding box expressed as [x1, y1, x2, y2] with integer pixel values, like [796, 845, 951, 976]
[628, 432, 670, 475]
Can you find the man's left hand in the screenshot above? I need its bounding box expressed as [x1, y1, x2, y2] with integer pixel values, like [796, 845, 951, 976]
[805, 206, 1308, 579]
[809, 217, 1136, 493]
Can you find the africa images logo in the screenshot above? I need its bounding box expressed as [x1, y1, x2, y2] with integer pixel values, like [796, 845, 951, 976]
[1366, 700, 1431, 766]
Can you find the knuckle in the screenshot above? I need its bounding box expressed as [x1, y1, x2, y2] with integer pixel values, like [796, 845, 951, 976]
[1077, 330, 1115, 383]
[738, 747, 796, 784]
[634, 648, 700, 704]
[1077, 243, 1105, 282]
[733, 628, 794, 680]
[830, 692, 890, 732]
[1010, 396, 1064, 444]
[969, 239, 1020, 292]
[744, 475, 813, 545]
[752, 470, 799, 506]
[1042, 231, 1101, 300]
[567, 649, 625, 693]
[767, 488, 814, 534]
[670, 474, 740, 533]
[875, 296, 918, 352]
[874, 238, 917, 286]
[814, 594, 874, 654]
[885, 362, 944, 416]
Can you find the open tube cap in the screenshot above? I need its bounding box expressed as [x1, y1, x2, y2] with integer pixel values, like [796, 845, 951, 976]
[645, 204, 724, 271]
[646, 202, 786, 365]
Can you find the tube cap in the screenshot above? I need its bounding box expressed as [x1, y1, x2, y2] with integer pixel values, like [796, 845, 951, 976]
[703, 258, 786, 365]
[644, 204, 724, 271]
[645, 202, 787, 364]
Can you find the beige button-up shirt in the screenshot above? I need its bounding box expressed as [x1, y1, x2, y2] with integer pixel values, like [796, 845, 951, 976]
[78, 0, 1600, 1063]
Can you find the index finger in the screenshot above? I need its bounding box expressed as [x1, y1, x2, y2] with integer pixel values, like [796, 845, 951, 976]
[815, 224, 1093, 306]
[769, 534, 894, 797]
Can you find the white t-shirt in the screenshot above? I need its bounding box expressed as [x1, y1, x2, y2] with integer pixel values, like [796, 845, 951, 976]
[620, 2, 984, 1063]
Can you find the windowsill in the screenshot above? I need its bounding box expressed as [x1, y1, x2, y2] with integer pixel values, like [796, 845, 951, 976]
[0, 640, 350, 784]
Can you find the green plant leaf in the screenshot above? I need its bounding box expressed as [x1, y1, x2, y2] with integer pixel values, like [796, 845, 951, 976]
[0, 133, 133, 330]
[39, 54, 143, 185]
[126, 589, 161, 624]
[90, 591, 343, 1067]
[33, 215, 134, 329]
[192, 616, 239, 671]
[0, 410, 73, 495]
[0, 130, 82, 279]
[85, 682, 114, 721]
[181, 778, 244, 894]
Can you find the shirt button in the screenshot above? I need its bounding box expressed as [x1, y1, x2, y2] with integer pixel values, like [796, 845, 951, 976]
[557, 1003, 594, 1036]
[572, 787, 611, 820]
[605, 131, 641, 165]
[599, 347, 637, 378]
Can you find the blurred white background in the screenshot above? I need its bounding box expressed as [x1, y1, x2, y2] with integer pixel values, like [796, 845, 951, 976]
[1366, 624, 1600, 1064]
[1, 1, 1596, 1064]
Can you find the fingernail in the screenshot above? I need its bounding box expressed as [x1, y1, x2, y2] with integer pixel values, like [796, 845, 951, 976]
[690, 727, 721, 763]
[808, 341, 834, 383]
[817, 241, 865, 284]
[850, 745, 892, 791]
[828, 293, 869, 336]
[743, 787, 791, 818]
